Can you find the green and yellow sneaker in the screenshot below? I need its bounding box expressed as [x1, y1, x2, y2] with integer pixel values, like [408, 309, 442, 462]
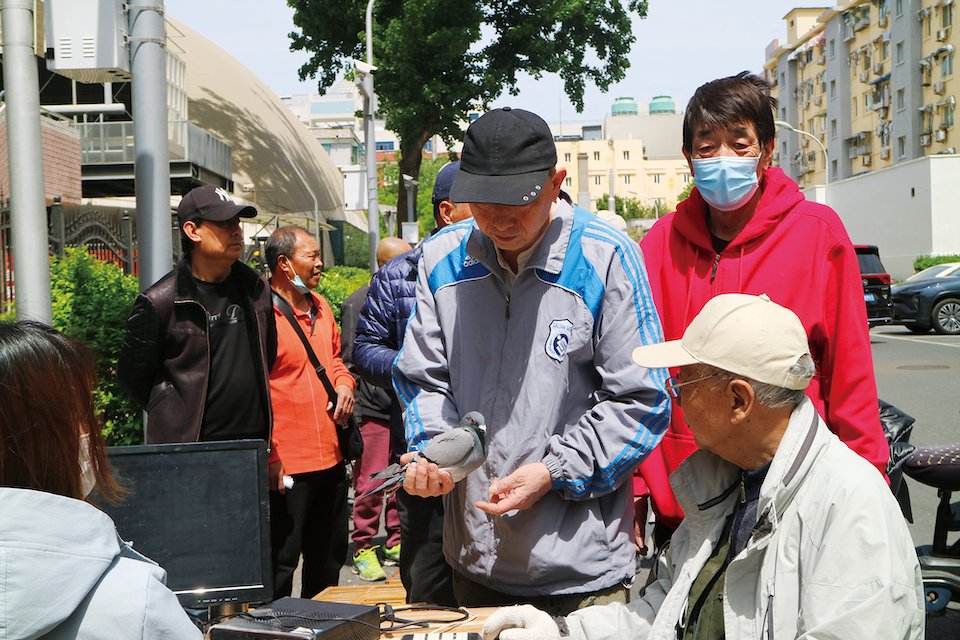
[383, 543, 401, 566]
[352, 546, 386, 582]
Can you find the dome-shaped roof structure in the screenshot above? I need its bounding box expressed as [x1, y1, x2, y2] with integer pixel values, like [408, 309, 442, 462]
[166, 18, 344, 225]
[611, 97, 639, 116]
[649, 96, 676, 114]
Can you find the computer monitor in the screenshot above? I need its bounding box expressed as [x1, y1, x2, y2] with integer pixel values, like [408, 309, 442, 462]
[102, 440, 273, 609]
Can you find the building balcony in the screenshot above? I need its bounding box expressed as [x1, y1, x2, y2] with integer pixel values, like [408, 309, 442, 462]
[79, 120, 233, 197]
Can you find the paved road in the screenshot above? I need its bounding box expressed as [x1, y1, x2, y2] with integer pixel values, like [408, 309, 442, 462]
[871, 325, 960, 635]
[310, 325, 960, 635]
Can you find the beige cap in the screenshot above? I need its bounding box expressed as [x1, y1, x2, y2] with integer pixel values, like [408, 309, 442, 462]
[632, 293, 812, 390]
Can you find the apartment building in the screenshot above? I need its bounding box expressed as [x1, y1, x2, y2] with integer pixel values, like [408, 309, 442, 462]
[552, 97, 690, 215]
[766, 0, 957, 186]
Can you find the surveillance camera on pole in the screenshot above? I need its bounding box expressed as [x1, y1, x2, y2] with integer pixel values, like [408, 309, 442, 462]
[353, 58, 378, 77]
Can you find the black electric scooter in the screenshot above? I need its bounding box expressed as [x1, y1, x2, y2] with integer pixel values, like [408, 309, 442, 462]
[902, 442, 960, 613]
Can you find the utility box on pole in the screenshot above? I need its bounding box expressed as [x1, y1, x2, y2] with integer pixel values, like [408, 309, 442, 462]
[44, 0, 130, 83]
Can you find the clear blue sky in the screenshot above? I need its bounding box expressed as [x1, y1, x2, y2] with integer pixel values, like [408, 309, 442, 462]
[164, 0, 826, 122]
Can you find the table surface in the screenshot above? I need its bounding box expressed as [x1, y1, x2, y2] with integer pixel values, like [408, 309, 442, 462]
[317, 580, 496, 636]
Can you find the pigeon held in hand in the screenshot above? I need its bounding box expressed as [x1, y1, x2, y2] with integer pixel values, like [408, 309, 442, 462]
[358, 411, 486, 499]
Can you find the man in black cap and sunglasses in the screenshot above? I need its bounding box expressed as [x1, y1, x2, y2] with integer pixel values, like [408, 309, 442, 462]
[394, 108, 670, 613]
[119, 185, 276, 450]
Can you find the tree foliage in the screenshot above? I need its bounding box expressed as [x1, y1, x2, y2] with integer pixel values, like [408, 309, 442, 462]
[596, 193, 658, 219]
[289, 0, 650, 222]
[379, 155, 454, 238]
[315, 265, 373, 325]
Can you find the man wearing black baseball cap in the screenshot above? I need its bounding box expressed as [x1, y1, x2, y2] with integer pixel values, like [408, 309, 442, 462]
[394, 108, 669, 613]
[119, 185, 276, 451]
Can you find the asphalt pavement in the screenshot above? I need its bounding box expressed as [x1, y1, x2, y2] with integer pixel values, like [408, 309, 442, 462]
[302, 324, 960, 636]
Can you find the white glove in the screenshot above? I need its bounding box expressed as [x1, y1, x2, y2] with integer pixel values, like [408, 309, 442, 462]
[482, 604, 561, 640]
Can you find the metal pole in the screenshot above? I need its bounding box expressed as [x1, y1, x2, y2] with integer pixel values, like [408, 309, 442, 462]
[2, 0, 52, 322]
[128, 0, 171, 291]
[364, 0, 379, 273]
[607, 139, 616, 214]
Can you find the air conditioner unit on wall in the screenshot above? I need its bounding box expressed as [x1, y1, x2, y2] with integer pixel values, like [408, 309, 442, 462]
[937, 28, 949, 41]
[879, 14, 888, 27]
[934, 82, 946, 95]
[860, 70, 870, 82]
[880, 146, 891, 159]
[862, 155, 872, 166]
[936, 128, 948, 141]
[921, 133, 933, 146]
[874, 63, 884, 75]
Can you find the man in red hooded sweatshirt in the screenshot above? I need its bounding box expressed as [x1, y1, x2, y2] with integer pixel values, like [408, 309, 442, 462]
[637, 71, 889, 542]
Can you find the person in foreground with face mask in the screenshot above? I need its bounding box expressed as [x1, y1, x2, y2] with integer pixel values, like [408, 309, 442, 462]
[483, 294, 923, 640]
[634, 71, 888, 546]
[0, 321, 202, 639]
[265, 225, 355, 598]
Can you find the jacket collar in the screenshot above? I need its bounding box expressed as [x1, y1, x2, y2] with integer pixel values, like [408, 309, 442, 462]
[174, 257, 261, 301]
[672, 398, 824, 530]
[465, 199, 573, 277]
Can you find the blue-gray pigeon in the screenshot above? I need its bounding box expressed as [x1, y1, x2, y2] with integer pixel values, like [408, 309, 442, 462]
[358, 411, 486, 499]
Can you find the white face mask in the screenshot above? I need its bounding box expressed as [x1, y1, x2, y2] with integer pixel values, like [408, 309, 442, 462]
[79, 433, 96, 498]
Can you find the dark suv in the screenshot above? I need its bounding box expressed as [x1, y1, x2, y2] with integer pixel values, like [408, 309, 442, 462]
[855, 245, 894, 327]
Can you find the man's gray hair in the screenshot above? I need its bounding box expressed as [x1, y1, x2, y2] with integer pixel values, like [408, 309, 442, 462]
[710, 354, 815, 409]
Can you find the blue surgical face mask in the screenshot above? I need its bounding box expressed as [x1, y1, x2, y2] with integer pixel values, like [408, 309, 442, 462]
[691, 156, 761, 212]
[283, 258, 312, 295]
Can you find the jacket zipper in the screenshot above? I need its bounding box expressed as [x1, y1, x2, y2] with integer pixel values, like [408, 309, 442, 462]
[764, 593, 774, 639]
[710, 253, 721, 282]
[174, 298, 210, 442]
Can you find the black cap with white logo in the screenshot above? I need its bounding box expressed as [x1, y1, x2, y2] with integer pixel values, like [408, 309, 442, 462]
[450, 107, 557, 206]
[177, 186, 257, 224]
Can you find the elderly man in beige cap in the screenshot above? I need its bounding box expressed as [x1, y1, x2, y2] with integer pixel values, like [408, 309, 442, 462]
[484, 293, 923, 640]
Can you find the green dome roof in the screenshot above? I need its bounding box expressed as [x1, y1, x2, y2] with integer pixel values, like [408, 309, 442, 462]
[649, 95, 676, 114]
[611, 97, 638, 116]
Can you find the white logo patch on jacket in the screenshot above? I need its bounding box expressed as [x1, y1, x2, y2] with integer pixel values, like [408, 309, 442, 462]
[545, 318, 574, 362]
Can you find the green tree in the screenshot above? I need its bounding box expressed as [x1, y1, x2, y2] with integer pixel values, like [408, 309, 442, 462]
[596, 194, 657, 219]
[676, 179, 694, 203]
[379, 155, 453, 239]
[289, 0, 649, 230]
[315, 265, 374, 325]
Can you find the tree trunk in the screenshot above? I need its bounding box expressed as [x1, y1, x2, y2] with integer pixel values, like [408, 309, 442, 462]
[395, 132, 431, 237]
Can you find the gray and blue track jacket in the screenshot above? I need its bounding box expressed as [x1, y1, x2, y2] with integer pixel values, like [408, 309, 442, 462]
[394, 201, 671, 596]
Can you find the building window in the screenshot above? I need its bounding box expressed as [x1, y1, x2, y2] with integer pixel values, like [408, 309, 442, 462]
[682, 173, 690, 183]
[882, 40, 890, 60]
[943, 3, 953, 28]
[829, 79, 836, 99]
[593, 175, 601, 185]
[896, 0, 903, 17]
[945, 103, 956, 128]
[564, 152, 571, 162]
[829, 39, 835, 58]
[896, 41, 904, 64]
[623, 175, 631, 185]
[852, 96, 859, 116]
[897, 87, 905, 111]
[831, 159, 838, 179]
[593, 151, 600, 161]
[565, 177, 573, 187]
[943, 52, 954, 79]
[831, 119, 837, 139]
[375, 141, 394, 151]
[622, 150, 630, 161]
[780, 71, 786, 86]
[652, 174, 662, 184]
[897, 135, 906, 158]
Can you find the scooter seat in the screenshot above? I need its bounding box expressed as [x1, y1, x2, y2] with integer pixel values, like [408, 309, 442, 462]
[903, 443, 960, 491]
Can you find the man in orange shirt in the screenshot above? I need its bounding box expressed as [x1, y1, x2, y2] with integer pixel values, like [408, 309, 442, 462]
[265, 225, 355, 598]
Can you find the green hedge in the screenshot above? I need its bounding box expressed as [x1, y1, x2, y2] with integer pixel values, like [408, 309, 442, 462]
[914, 254, 960, 272]
[315, 266, 371, 325]
[0, 249, 144, 445]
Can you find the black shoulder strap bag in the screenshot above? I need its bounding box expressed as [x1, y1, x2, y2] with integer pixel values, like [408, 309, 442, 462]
[272, 291, 364, 461]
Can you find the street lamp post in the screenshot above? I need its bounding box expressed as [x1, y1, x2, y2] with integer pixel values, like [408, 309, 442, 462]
[775, 120, 829, 204]
[357, 0, 379, 273]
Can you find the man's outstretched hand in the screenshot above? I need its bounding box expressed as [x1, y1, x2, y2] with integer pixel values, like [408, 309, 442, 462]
[476, 462, 552, 515]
